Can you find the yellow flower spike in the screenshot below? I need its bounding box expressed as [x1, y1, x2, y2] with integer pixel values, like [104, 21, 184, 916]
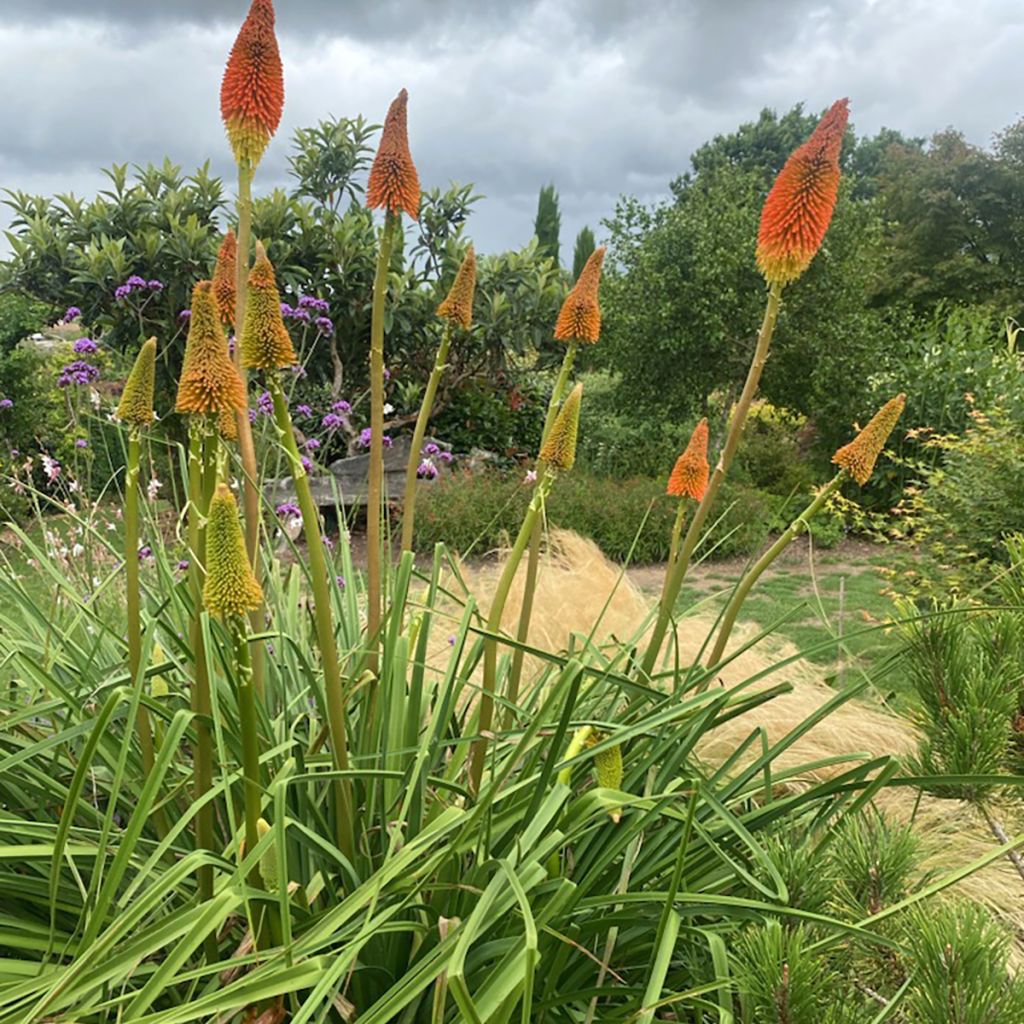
[256, 818, 279, 890]
[176, 282, 248, 416]
[212, 229, 238, 325]
[587, 732, 624, 824]
[538, 382, 583, 471]
[436, 246, 477, 330]
[554, 246, 605, 344]
[239, 241, 297, 370]
[150, 642, 170, 698]
[117, 337, 157, 426]
[217, 408, 239, 442]
[203, 484, 264, 618]
[832, 393, 907, 486]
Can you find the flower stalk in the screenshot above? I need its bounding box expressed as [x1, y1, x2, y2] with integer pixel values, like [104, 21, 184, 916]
[400, 322, 452, 553]
[705, 472, 845, 671]
[266, 372, 354, 860]
[640, 280, 783, 677]
[366, 211, 399, 669]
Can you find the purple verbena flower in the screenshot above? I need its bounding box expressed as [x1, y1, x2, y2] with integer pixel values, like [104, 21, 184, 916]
[126, 275, 147, 288]
[304, 437, 321, 451]
[62, 306, 81, 323]
[114, 285, 132, 301]
[0, 398, 12, 411]
[417, 459, 438, 480]
[248, 408, 258, 423]
[438, 451, 454, 463]
[299, 295, 330, 313]
[75, 439, 89, 449]
[57, 360, 100, 388]
[275, 501, 301, 518]
[291, 308, 311, 324]
[257, 390, 273, 416]
[315, 316, 334, 336]
[322, 413, 345, 431]
[138, 545, 153, 561]
[72, 337, 98, 354]
[147, 279, 164, 291]
[300, 456, 313, 472]
[336, 575, 345, 588]
[280, 302, 294, 318]
[332, 400, 351, 414]
[176, 559, 190, 571]
[178, 309, 191, 321]
[422, 442, 440, 456]
[295, 404, 312, 418]
[322, 535, 335, 551]
[291, 364, 308, 378]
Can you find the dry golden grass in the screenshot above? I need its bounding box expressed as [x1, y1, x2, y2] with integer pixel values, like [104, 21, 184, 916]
[456, 528, 1024, 960]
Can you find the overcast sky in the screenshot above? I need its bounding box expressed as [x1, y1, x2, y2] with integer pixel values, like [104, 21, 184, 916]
[0, 0, 1022, 256]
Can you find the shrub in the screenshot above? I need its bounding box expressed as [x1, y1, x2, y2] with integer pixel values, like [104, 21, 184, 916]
[0, 290, 50, 352]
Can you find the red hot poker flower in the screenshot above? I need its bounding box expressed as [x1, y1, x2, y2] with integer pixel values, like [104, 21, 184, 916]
[755, 98, 849, 286]
[367, 89, 420, 220]
[554, 246, 606, 344]
[220, 0, 285, 168]
[667, 418, 709, 500]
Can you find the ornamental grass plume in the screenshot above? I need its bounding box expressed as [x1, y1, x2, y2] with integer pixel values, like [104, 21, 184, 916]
[204, 484, 264, 618]
[117, 337, 156, 426]
[366, 88, 420, 220]
[436, 246, 477, 329]
[667, 418, 709, 501]
[220, 0, 284, 169]
[213, 229, 238, 325]
[538, 382, 583, 471]
[832, 393, 907, 485]
[554, 246, 605, 343]
[756, 98, 849, 286]
[240, 241, 296, 370]
[176, 282, 248, 415]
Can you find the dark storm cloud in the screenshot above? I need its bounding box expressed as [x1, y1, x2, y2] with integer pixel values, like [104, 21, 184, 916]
[0, 1, 1022, 254]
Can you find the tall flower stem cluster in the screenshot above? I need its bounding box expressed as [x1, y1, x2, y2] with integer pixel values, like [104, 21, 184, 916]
[176, 280, 248, 922]
[400, 245, 476, 554]
[221, 0, 285, 695]
[641, 99, 849, 678]
[366, 88, 420, 671]
[508, 247, 606, 705]
[240, 242, 354, 861]
[117, 338, 160, 825]
[469, 383, 583, 795]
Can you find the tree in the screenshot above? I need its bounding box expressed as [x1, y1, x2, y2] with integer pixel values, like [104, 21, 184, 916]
[571, 225, 595, 281]
[533, 184, 561, 265]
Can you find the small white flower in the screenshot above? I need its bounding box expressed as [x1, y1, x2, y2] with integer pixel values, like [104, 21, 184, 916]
[106, 522, 117, 532]
[524, 469, 538, 484]
[383, 403, 395, 415]
[146, 477, 162, 502]
[89, 388, 101, 410]
[72, 543, 85, 558]
[68, 479, 81, 493]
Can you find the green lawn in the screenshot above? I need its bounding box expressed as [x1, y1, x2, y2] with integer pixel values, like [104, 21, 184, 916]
[673, 541, 912, 705]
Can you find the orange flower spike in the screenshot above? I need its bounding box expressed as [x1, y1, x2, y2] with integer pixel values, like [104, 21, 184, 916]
[212, 229, 238, 325]
[436, 246, 477, 329]
[756, 98, 849, 287]
[366, 88, 421, 220]
[667, 418, 710, 500]
[220, 0, 285, 168]
[175, 281, 248, 416]
[832, 394, 906, 485]
[239, 241, 297, 370]
[554, 246, 606, 344]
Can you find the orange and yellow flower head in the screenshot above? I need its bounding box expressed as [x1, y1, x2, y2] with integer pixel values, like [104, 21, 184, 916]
[204, 484, 264, 618]
[175, 281, 248, 416]
[239, 241, 297, 370]
[667, 418, 709, 500]
[213, 229, 238, 325]
[117, 337, 157, 427]
[756, 98, 849, 286]
[832, 393, 906, 485]
[554, 246, 606, 344]
[366, 89, 420, 220]
[539, 382, 583, 471]
[220, 0, 285, 168]
[436, 246, 477, 329]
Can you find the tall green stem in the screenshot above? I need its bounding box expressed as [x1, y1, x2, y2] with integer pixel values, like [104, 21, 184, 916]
[233, 157, 266, 699]
[468, 471, 553, 795]
[367, 212, 399, 672]
[231, 617, 263, 884]
[267, 373, 354, 861]
[640, 281, 783, 677]
[125, 429, 160, 826]
[400, 322, 452, 553]
[506, 341, 578, 707]
[666, 500, 688, 573]
[187, 423, 216, 956]
[706, 474, 844, 671]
